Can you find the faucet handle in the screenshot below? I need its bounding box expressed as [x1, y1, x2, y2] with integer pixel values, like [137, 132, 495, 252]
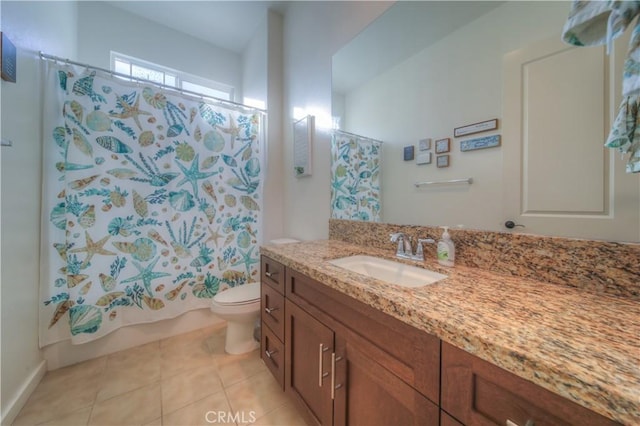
[415, 238, 436, 257]
[390, 232, 404, 242]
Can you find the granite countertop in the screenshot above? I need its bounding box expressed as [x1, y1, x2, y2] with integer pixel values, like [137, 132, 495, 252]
[260, 239, 640, 425]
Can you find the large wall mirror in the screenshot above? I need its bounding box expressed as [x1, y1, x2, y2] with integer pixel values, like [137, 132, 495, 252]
[331, 1, 640, 242]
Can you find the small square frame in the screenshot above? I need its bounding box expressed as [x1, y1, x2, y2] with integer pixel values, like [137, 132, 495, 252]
[435, 138, 450, 154]
[418, 138, 431, 151]
[404, 145, 415, 161]
[436, 154, 449, 168]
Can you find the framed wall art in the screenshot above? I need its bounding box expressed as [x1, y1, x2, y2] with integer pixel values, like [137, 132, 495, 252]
[418, 138, 431, 151]
[435, 138, 450, 154]
[404, 145, 415, 161]
[437, 155, 450, 168]
[454, 118, 498, 138]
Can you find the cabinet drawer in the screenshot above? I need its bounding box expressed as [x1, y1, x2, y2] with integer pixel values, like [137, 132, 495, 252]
[261, 255, 285, 295]
[441, 342, 619, 426]
[261, 322, 284, 390]
[261, 283, 284, 341]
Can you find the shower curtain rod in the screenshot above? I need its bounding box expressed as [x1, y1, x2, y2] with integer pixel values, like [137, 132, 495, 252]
[333, 129, 383, 144]
[39, 51, 267, 114]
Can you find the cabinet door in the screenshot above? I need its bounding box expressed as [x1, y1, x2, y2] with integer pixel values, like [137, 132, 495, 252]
[333, 335, 439, 426]
[441, 342, 618, 426]
[285, 299, 334, 425]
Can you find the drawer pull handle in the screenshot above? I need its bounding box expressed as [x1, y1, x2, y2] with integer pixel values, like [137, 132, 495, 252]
[318, 343, 330, 387]
[264, 306, 279, 315]
[506, 420, 535, 426]
[265, 349, 278, 359]
[265, 271, 279, 278]
[331, 354, 343, 400]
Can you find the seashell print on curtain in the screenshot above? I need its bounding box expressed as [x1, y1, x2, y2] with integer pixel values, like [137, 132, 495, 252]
[40, 62, 264, 346]
[330, 131, 382, 222]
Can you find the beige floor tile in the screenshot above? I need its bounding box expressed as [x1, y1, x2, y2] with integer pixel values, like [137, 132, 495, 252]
[142, 418, 162, 426]
[225, 371, 289, 420]
[161, 340, 216, 379]
[162, 390, 235, 426]
[161, 363, 224, 414]
[37, 356, 107, 394]
[38, 406, 92, 426]
[13, 360, 105, 425]
[251, 401, 308, 426]
[106, 341, 160, 372]
[160, 328, 205, 349]
[96, 359, 161, 402]
[215, 349, 266, 388]
[88, 382, 161, 426]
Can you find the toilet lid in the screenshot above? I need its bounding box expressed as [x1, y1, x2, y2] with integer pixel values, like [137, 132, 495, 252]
[213, 282, 260, 305]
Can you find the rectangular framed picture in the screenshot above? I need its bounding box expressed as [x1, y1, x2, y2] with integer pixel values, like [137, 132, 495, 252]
[418, 138, 431, 151]
[435, 138, 450, 154]
[416, 152, 432, 165]
[404, 145, 415, 161]
[437, 154, 449, 168]
[454, 118, 498, 138]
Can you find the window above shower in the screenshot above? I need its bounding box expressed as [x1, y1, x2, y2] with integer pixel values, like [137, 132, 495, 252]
[110, 51, 235, 101]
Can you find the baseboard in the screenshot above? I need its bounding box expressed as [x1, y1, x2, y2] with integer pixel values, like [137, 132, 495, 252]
[1, 359, 47, 426]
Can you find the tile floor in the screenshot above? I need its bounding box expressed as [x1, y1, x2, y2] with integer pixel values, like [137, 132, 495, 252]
[13, 325, 308, 426]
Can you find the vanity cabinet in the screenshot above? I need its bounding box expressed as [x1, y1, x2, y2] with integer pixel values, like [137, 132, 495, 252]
[261, 255, 441, 426]
[441, 342, 619, 426]
[261, 255, 621, 426]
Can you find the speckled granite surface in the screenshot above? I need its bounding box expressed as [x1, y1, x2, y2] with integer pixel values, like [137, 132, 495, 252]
[329, 219, 640, 301]
[260, 239, 640, 425]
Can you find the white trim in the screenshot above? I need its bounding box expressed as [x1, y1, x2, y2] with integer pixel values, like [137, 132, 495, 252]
[1, 360, 47, 425]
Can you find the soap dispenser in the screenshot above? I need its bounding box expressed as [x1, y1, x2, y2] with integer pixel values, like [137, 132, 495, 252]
[437, 226, 455, 267]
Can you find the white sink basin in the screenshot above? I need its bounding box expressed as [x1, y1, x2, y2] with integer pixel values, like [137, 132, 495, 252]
[328, 255, 447, 288]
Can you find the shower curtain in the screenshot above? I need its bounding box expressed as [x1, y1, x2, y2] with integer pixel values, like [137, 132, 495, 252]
[330, 131, 382, 222]
[40, 61, 264, 346]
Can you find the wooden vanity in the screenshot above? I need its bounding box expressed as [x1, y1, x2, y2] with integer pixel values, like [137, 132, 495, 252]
[259, 246, 631, 426]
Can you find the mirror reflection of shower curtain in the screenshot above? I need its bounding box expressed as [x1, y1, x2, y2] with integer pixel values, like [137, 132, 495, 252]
[40, 60, 265, 346]
[330, 131, 382, 222]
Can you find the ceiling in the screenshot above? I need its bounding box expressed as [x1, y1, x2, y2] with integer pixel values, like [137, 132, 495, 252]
[106, 1, 289, 53]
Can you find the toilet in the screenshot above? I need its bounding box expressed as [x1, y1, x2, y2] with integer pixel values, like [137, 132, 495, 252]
[211, 238, 300, 354]
[211, 282, 261, 354]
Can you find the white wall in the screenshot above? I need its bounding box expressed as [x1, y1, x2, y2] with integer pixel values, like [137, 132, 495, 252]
[0, 1, 78, 421]
[77, 2, 242, 102]
[282, 1, 393, 240]
[342, 2, 572, 230]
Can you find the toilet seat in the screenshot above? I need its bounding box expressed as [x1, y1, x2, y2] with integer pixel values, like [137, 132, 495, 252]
[213, 282, 260, 306]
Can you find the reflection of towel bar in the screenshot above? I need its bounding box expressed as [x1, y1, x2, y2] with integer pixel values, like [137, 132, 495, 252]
[414, 178, 473, 187]
[1, 138, 13, 147]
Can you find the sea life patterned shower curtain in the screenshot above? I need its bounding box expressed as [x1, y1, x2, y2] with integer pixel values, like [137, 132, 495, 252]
[330, 131, 382, 222]
[40, 61, 264, 346]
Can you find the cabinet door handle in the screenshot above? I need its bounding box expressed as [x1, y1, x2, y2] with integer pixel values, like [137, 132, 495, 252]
[331, 353, 343, 400]
[506, 420, 535, 426]
[318, 343, 330, 387]
[265, 271, 279, 278]
[264, 306, 279, 315]
[265, 349, 278, 359]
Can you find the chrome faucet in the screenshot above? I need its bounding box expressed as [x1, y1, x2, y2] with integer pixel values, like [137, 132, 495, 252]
[390, 233, 410, 258]
[390, 233, 435, 260]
